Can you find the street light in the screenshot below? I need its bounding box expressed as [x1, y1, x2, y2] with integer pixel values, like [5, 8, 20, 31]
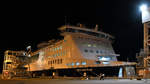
[139, 4, 150, 79]
[139, 4, 150, 23]
[140, 4, 148, 12]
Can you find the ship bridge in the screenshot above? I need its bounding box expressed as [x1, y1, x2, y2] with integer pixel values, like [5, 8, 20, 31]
[59, 25, 114, 42]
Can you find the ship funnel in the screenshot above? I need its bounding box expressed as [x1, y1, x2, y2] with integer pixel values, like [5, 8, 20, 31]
[95, 24, 98, 31]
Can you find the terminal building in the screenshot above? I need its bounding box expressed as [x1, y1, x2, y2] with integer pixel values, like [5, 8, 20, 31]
[2, 24, 136, 79]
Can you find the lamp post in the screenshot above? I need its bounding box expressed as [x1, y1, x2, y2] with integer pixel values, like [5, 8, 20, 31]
[139, 4, 150, 79]
[140, 4, 150, 54]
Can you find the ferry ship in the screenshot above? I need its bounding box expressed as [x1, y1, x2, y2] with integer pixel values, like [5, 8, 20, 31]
[2, 24, 136, 79]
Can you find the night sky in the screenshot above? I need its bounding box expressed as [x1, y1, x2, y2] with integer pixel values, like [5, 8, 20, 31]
[0, 0, 150, 73]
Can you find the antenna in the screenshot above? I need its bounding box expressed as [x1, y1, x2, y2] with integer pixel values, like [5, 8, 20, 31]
[65, 16, 67, 25]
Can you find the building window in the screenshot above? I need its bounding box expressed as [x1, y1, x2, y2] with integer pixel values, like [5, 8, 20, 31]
[81, 62, 86, 65]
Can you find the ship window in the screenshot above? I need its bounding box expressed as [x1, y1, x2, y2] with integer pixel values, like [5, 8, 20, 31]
[90, 50, 94, 53]
[57, 47, 59, 50]
[81, 62, 86, 65]
[66, 63, 71, 66]
[95, 61, 101, 64]
[84, 49, 88, 52]
[63, 51, 66, 55]
[60, 46, 62, 49]
[93, 44, 96, 47]
[71, 63, 74, 66]
[52, 60, 54, 64]
[53, 54, 56, 57]
[60, 59, 62, 64]
[66, 28, 76, 32]
[13, 53, 16, 55]
[6, 62, 12, 64]
[88, 44, 92, 47]
[98, 56, 112, 61]
[57, 59, 59, 64]
[100, 50, 102, 53]
[8, 52, 12, 55]
[60, 52, 62, 56]
[102, 62, 110, 64]
[55, 60, 57, 64]
[96, 50, 99, 53]
[76, 62, 80, 65]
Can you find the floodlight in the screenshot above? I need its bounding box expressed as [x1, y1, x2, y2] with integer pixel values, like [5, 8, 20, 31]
[140, 4, 148, 12]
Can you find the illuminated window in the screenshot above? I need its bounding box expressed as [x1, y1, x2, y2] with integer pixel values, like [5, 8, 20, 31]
[88, 44, 92, 47]
[102, 62, 110, 64]
[81, 62, 86, 65]
[98, 56, 112, 61]
[71, 63, 74, 66]
[76, 62, 80, 65]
